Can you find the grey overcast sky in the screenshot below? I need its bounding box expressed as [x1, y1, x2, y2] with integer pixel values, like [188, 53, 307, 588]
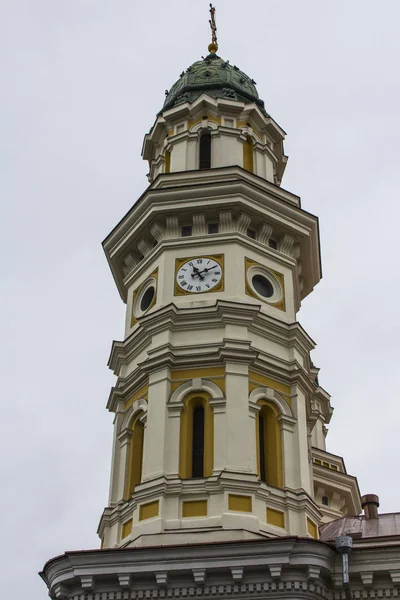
[1, 1, 400, 597]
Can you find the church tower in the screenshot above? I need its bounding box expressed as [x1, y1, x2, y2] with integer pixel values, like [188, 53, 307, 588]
[41, 9, 375, 600]
[98, 11, 360, 549]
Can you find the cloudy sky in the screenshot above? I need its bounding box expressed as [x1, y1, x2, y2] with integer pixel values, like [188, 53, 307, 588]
[2, 0, 400, 597]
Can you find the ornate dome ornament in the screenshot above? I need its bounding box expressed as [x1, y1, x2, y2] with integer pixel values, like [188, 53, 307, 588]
[161, 4, 267, 115]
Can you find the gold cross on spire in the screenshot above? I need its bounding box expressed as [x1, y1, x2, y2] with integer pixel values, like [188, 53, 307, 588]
[208, 4, 218, 54]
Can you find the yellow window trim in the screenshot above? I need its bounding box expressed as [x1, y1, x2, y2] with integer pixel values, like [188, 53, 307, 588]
[179, 392, 214, 479]
[124, 412, 144, 499]
[255, 399, 283, 488]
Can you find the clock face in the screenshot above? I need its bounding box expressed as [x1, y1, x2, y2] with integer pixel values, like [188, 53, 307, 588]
[176, 256, 223, 293]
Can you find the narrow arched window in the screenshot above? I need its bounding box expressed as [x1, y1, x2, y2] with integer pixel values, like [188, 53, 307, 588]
[243, 137, 254, 173]
[179, 394, 214, 479]
[199, 132, 211, 169]
[125, 413, 144, 498]
[257, 403, 282, 488]
[192, 405, 205, 477]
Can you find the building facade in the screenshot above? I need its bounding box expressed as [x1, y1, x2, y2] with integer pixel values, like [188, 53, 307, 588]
[40, 19, 400, 600]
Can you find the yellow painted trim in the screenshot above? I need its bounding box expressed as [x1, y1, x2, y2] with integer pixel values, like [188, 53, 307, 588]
[174, 255, 224, 296]
[121, 519, 132, 539]
[131, 269, 158, 326]
[171, 367, 225, 394]
[124, 412, 145, 499]
[307, 518, 318, 539]
[124, 385, 148, 411]
[182, 500, 208, 518]
[248, 371, 291, 406]
[267, 508, 285, 528]
[245, 258, 285, 311]
[139, 500, 159, 521]
[243, 138, 254, 173]
[165, 150, 171, 173]
[179, 392, 214, 479]
[256, 400, 283, 488]
[228, 494, 252, 512]
[171, 367, 225, 380]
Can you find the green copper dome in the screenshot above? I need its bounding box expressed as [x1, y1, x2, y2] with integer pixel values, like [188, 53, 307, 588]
[162, 53, 268, 115]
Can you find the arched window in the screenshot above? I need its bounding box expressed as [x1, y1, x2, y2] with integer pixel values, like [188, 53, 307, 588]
[257, 401, 282, 488]
[165, 150, 171, 173]
[125, 412, 144, 498]
[192, 406, 205, 477]
[199, 132, 212, 169]
[243, 137, 254, 173]
[179, 394, 214, 479]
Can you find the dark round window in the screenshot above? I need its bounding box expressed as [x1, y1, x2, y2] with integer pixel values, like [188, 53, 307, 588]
[252, 274, 273, 298]
[140, 286, 155, 312]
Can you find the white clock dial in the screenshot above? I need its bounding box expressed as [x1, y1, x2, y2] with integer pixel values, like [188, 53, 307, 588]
[176, 257, 223, 293]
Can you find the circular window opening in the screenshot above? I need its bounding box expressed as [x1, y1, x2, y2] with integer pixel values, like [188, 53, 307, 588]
[252, 274, 273, 298]
[140, 286, 155, 312]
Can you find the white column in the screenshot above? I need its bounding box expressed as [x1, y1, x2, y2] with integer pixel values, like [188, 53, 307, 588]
[210, 398, 227, 473]
[115, 429, 131, 501]
[108, 402, 125, 504]
[291, 386, 312, 494]
[142, 367, 170, 480]
[279, 414, 297, 489]
[165, 403, 182, 476]
[225, 361, 253, 472]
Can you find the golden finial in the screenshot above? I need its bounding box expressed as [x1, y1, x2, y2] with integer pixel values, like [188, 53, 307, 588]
[208, 3, 218, 54]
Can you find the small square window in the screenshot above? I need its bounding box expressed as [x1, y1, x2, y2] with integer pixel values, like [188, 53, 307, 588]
[269, 239, 278, 249]
[322, 496, 329, 506]
[247, 228, 256, 240]
[181, 226, 192, 237]
[208, 223, 219, 234]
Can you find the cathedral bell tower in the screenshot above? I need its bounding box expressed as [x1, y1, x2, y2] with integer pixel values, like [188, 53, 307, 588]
[41, 10, 365, 600]
[97, 10, 361, 550]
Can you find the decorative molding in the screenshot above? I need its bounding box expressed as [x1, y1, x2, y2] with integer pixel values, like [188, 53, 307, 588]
[192, 569, 206, 584]
[249, 386, 293, 418]
[155, 572, 168, 586]
[231, 567, 244, 582]
[80, 576, 94, 590]
[257, 223, 273, 245]
[193, 214, 207, 235]
[237, 212, 251, 234]
[123, 251, 140, 276]
[150, 222, 165, 243]
[118, 574, 132, 588]
[138, 239, 153, 257]
[165, 216, 179, 238]
[390, 570, 400, 586]
[219, 211, 234, 233]
[119, 398, 148, 433]
[278, 234, 295, 256]
[360, 572, 374, 587]
[169, 378, 225, 406]
[307, 566, 321, 580]
[268, 564, 282, 578]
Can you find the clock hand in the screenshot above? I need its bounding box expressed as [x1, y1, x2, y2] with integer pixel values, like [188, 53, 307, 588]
[191, 266, 205, 280]
[197, 265, 218, 275]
